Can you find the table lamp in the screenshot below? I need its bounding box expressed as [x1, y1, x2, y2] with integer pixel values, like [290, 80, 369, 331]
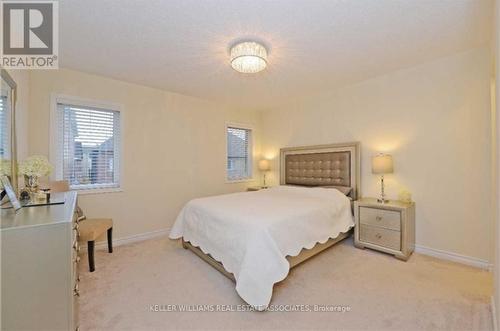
[258, 159, 270, 188]
[372, 154, 393, 204]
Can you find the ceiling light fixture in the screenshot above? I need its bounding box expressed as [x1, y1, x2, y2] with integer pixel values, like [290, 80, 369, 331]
[230, 41, 268, 74]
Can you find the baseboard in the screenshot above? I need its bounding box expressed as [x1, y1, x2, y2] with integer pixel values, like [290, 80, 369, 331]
[493, 296, 498, 331]
[82, 228, 170, 251]
[415, 244, 492, 270]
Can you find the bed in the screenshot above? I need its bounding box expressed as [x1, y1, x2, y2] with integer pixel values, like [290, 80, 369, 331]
[169, 142, 361, 310]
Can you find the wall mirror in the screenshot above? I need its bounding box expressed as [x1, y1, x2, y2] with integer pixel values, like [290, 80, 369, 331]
[0, 69, 18, 194]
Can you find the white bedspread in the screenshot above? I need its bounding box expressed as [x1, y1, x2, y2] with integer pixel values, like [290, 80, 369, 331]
[169, 185, 354, 310]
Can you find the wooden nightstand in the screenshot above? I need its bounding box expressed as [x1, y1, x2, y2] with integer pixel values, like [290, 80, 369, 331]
[354, 198, 415, 261]
[247, 186, 268, 191]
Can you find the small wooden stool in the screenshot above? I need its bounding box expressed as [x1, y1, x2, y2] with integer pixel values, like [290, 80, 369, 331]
[78, 219, 113, 272]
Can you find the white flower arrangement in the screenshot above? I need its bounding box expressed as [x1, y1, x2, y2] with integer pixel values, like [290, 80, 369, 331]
[0, 158, 12, 189]
[19, 155, 53, 178]
[0, 158, 11, 177]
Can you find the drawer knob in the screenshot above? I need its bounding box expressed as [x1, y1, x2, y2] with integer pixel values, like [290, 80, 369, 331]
[375, 233, 382, 239]
[376, 216, 383, 221]
[74, 256, 81, 264]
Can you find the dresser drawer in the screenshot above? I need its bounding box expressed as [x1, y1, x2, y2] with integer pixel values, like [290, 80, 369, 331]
[359, 224, 401, 251]
[359, 207, 401, 231]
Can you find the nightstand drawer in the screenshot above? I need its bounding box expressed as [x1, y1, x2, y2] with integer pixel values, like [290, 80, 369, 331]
[359, 207, 401, 231]
[359, 225, 401, 251]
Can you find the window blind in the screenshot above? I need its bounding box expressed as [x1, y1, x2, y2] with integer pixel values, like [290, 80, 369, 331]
[227, 126, 252, 181]
[57, 103, 121, 190]
[0, 95, 10, 159]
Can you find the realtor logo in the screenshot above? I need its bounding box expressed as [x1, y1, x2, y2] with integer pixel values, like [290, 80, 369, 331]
[1, 0, 58, 69]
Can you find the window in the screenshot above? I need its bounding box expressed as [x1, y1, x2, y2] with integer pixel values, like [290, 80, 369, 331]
[226, 125, 252, 181]
[53, 97, 121, 191]
[0, 92, 10, 159]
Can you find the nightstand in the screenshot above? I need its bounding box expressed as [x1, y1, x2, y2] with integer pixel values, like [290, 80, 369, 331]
[354, 198, 415, 261]
[247, 186, 268, 191]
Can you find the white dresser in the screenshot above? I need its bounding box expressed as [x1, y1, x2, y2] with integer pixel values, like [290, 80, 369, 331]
[1, 191, 80, 331]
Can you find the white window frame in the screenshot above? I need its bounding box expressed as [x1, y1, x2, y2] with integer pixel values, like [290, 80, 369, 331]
[50, 94, 124, 195]
[225, 122, 254, 183]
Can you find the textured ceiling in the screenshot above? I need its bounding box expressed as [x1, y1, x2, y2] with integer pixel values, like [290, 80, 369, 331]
[60, 0, 493, 109]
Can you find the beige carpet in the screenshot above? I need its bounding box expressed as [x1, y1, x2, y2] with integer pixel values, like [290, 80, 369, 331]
[79, 236, 493, 331]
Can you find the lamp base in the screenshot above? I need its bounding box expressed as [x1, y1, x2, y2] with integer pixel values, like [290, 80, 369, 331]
[378, 175, 389, 204]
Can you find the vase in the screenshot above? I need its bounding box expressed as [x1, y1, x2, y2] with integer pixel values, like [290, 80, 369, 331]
[24, 175, 40, 193]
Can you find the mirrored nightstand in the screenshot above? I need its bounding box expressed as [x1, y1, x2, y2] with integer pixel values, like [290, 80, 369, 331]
[354, 198, 415, 261]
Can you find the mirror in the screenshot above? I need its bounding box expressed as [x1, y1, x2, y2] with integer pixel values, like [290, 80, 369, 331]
[0, 69, 17, 194]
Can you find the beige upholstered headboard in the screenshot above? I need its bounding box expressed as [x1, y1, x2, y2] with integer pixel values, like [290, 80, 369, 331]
[280, 142, 361, 200]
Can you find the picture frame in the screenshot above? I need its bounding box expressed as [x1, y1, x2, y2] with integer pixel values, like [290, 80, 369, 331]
[1, 175, 21, 211]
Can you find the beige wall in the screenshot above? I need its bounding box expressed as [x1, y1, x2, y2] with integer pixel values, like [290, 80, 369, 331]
[26, 69, 262, 239]
[261, 47, 492, 262]
[494, 0, 500, 325]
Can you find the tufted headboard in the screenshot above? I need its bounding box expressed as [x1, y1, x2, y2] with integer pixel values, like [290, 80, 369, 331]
[280, 142, 361, 200]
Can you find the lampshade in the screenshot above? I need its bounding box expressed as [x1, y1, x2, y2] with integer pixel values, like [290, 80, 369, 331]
[230, 41, 268, 74]
[258, 159, 270, 171]
[372, 154, 393, 174]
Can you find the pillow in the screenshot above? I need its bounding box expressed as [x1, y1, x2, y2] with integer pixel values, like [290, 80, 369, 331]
[321, 186, 352, 196]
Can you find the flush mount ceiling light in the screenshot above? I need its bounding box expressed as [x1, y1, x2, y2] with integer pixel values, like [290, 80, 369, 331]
[230, 41, 268, 74]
